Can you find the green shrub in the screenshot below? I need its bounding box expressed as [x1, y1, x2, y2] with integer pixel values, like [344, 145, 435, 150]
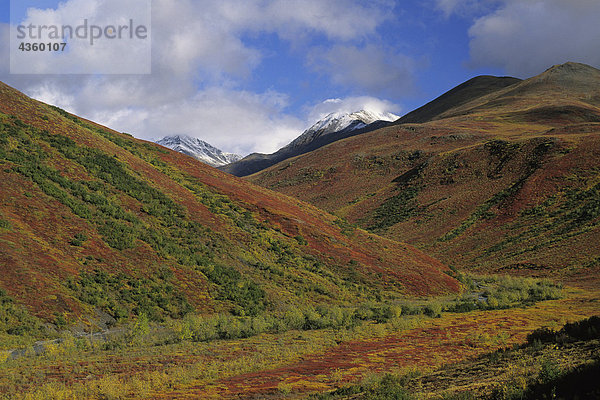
[303, 307, 325, 330]
[54, 313, 67, 329]
[129, 312, 150, 344]
[526, 327, 557, 345]
[369, 185, 421, 231]
[294, 235, 308, 245]
[424, 302, 443, 318]
[538, 357, 561, 384]
[0, 289, 46, 337]
[185, 315, 218, 342]
[355, 303, 375, 321]
[69, 232, 88, 246]
[315, 372, 414, 399]
[449, 274, 562, 312]
[66, 269, 192, 322]
[0, 218, 10, 229]
[283, 307, 305, 330]
[562, 315, 600, 340]
[399, 303, 424, 316]
[200, 264, 267, 316]
[527, 316, 600, 345]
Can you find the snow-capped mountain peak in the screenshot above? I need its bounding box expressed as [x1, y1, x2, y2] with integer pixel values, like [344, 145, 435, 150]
[287, 109, 399, 149]
[310, 109, 399, 132]
[156, 135, 242, 167]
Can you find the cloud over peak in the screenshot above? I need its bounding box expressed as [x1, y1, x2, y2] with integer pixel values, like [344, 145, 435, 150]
[306, 96, 400, 125]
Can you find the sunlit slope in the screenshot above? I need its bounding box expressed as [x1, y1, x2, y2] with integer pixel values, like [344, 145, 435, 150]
[0, 81, 459, 322]
[249, 63, 600, 279]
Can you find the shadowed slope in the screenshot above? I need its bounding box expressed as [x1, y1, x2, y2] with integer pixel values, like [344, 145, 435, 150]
[394, 75, 521, 124]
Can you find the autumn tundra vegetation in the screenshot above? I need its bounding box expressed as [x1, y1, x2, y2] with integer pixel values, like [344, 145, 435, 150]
[1, 63, 600, 399]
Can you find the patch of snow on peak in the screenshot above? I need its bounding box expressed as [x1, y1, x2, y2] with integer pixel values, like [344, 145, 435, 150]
[155, 135, 242, 167]
[286, 109, 399, 149]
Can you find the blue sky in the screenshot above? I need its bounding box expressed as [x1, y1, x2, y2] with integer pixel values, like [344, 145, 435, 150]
[235, 3, 503, 114]
[1, 0, 599, 155]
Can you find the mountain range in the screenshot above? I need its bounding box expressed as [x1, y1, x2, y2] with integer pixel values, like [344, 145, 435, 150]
[2, 62, 598, 321]
[1, 61, 600, 399]
[155, 135, 242, 167]
[248, 62, 600, 283]
[221, 109, 399, 177]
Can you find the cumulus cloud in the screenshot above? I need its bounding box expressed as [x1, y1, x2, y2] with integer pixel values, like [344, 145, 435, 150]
[24, 77, 305, 155]
[467, 0, 600, 76]
[0, 24, 9, 75]
[150, 0, 262, 80]
[27, 82, 77, 111]
[308, 44, 418, 96]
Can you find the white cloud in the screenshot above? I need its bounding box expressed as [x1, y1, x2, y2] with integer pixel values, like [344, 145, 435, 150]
[27, 82, 77, 111]
[150, 0, 262, 80]
[1, 0, 401, 155]
[467, 0, 600, 76]
[308, 44, 418, 96]
[83, 90, 400, 155]
[144, 0, 392, 81]
[0, 24, 9, 75]
[86, 87, 305, 155]
[210, 0, 391, 41]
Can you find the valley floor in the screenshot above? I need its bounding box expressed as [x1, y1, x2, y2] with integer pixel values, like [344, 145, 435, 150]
[1, 286, 598, 399]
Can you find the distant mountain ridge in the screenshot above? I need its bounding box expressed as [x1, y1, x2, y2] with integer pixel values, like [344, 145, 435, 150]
[221, 109, 399, 177]
[156, 135, 242, 167]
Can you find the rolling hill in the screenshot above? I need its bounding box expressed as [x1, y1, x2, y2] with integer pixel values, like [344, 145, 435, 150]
[0, 81, 460, 327]
[248, 62, 600, 282]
